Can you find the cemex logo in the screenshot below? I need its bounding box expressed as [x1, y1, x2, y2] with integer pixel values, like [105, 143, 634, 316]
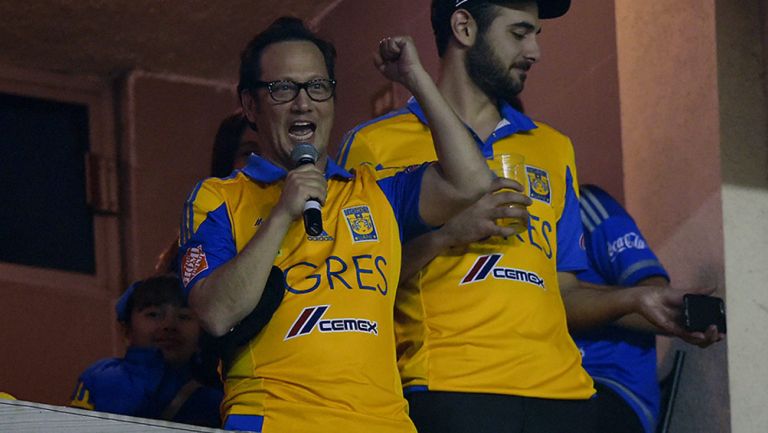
[461, 254, 546, 289]
[284, 305, 379, 340]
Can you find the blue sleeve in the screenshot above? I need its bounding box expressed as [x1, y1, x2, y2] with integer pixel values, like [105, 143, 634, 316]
[556, 167, 588, 272]
[71, 348, 165, 416]
[178, 180, 237, 294]
[579, 185, 669, 286]
[376, 163, 432, 243]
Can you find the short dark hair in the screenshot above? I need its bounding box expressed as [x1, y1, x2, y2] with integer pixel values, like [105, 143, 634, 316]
[237, 17, 337, 95]
[432, 1, 520, 57]
[117, 274, 186, 324]
[210, 112, 249, 178]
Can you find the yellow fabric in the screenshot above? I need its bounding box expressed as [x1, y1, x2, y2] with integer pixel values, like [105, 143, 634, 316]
[0, 392, 17, 401]
[341, 111, 595, 400]
[69, 382, 94, 410]
[187, 166, 415, 433]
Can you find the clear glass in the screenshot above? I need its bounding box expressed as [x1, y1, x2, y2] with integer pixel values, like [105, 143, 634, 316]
[487, 153, 527, 235]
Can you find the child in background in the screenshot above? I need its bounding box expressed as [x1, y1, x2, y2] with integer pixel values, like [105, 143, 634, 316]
[70, 275, 222, 427]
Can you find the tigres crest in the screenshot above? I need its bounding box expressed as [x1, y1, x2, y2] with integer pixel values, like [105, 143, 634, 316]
[526, 166, 551, 204]
[343, 205, 379, 242]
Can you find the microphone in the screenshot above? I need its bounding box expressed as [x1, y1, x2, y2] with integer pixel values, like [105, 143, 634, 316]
[290, 143, 323, 236]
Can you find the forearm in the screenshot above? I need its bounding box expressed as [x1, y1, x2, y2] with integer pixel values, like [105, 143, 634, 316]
[612, 314, 662, 334]
[190, 208, 293, 336]
[612, 276, 672, 333]
[565, 276, 672, 333]
[561, 276, 643, 332]
[400, 230, 452, 284]
[407, 69, 492, 204]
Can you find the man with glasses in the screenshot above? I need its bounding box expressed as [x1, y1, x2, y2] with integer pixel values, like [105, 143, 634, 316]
[178, 17, 507, 433]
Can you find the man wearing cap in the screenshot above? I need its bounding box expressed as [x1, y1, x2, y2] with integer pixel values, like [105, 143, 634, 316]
[337, 1, 598, 432]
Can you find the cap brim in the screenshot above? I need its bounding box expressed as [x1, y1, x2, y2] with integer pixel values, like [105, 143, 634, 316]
[538, 0, 570, 19]
[115, 281, 139, 322]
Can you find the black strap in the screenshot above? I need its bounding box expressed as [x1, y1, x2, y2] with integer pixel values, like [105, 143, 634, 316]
[160, 379, 202, 421]
[214, 265, 286, 374]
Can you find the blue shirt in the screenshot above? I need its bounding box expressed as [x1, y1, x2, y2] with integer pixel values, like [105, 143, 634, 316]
[573, 184, 669, 433]
[70, 347, 223, 427]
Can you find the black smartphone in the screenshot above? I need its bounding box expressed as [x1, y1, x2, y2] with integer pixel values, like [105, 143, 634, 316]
[683, 294, 726, 333]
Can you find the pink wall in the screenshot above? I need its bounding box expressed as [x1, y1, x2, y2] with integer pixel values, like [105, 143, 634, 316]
[120, 73, 238, 281]
[314, 0, 438, 157]
[616, 2, 728, 432]
[0, 69, 123, 405]
[0, 280, 116, 404]
[523, 0, 624, 202]
[0, 74, 238, 405]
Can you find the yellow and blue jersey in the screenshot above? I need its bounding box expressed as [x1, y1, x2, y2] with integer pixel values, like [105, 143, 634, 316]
[179, 156, 425, 433]
[574, 184, 669, 433]
[338, 99, 594, 400]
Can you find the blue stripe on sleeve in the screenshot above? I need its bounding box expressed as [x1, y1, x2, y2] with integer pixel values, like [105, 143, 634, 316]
[178, 202, 237, 294]
[580, 185, 630, 220]
[556, 167, 588, 272]
[579, 185, 669, 286]
[619, 259, 669, 286]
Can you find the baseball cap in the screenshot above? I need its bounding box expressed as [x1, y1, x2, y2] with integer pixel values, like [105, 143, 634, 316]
[115, 281, 143, 322]
[115, 280, 140, 322]
[445, 0, 571, 19]
[115, 275, 186, 322]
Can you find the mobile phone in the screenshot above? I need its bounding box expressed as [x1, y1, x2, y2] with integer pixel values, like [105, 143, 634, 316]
[683, 294, 726, 334]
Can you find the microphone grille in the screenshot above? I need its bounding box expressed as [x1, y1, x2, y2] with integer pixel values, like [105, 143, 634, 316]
[290, 143, 318, 166]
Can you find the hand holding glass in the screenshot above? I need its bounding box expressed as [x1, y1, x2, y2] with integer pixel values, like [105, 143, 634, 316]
[487, 153, 528, 234]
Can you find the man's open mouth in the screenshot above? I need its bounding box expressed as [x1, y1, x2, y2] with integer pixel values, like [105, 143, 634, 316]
[288, 120, 317, 141]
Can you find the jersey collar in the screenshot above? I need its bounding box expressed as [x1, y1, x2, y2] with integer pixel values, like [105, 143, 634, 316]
[406, 97, 537, 138]
[241, 154, 353, 183]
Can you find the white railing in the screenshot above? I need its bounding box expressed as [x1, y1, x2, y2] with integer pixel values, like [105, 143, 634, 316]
[0, 399, 236, 433]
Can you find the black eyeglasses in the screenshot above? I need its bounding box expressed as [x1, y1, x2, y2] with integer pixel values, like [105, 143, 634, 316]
[253, 79, 336, 103]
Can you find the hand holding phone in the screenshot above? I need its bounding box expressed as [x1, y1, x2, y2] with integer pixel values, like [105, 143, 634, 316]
[683, 294, 726, 334]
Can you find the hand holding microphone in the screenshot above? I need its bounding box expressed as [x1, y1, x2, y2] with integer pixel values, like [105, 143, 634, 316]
[289, 143, 324, 236]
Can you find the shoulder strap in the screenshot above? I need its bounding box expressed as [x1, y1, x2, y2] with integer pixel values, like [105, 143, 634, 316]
[160, 379, 202, 421]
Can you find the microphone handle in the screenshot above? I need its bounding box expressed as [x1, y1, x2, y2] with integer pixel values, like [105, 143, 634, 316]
[303, 200, 323, 236]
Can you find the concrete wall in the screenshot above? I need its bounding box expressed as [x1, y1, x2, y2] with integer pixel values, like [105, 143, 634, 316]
[1, 399, 226, 432]
[717, 0, 768, 431]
